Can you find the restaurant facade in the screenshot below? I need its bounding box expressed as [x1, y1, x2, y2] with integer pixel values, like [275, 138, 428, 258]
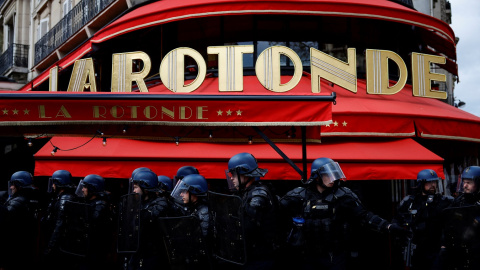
[1, 0, 479, 268]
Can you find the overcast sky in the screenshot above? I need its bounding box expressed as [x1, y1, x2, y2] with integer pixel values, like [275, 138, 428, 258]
[449, 0, 480, 117]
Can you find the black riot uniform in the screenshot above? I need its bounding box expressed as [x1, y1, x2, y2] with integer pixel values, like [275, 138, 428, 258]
[168, 173, 212, 270]
[223, 152, 279, 270]
[41, 170, 78, 270]
[72, 174, 113, 270]
[391, 169, 453, 270]
[279, 157, 409, 270]
[439, 166, 480, 270]
[1, 171, 38, 270]
[126, 169, 171, 270]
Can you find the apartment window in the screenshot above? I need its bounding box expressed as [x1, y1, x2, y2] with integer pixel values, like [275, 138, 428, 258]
[63, 0, 73, 17]
[37, 17, 49, 41]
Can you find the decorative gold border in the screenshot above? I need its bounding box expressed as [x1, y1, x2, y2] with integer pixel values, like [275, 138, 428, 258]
[321, 131, 416, 137]
[420, 133, 480, 143]
[0, 120, 333, 127]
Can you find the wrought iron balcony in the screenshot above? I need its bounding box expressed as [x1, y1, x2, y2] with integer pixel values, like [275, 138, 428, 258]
[34, 0, 116, 65]
[0, 44, 29, 76]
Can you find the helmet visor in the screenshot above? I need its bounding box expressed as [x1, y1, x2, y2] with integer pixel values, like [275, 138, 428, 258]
[225, 169, 239, 191]
[75, 180, 86, 197]
[7, 180, 19, 196]
[316, 162, 346, 184]
[171, 180, 190, 204]
[47, 178, 55, 193]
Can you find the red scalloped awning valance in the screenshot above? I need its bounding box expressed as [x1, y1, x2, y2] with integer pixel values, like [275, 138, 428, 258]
[34, 137, 444, 181]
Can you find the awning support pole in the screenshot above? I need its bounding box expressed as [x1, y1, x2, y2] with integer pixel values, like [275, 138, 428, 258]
[301, 126, 307, 182]
[252, 126, 304, 181]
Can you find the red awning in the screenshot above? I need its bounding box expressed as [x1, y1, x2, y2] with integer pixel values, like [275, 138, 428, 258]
[319, 79, 480, 143]
[34, 137, 444, 181]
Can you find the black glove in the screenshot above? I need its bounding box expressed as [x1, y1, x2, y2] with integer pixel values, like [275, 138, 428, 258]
[388, 223, 413, 238]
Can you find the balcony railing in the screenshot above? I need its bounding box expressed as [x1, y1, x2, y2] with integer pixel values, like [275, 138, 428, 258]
[34, 0, 116, 65]
[0, 44, 29, 76]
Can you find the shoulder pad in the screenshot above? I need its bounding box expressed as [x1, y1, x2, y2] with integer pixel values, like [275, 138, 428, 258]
[336, 187, 358, 198]
[252, 187, 269, 198]
[197, 204, 209, 215]
[326, 187, 360, 202]
[286, 186, 306, 197]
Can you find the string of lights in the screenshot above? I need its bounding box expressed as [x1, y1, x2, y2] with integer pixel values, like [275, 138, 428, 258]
[28, 125, 300, 156]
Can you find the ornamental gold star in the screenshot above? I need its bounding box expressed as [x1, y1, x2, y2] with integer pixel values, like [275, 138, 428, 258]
[23, 109, 30, 115]
[226, 110, 232, 116]
[342, 121, 347, 127]
[12, 109, 19, 115]
[333, 121, 339, 127]
[2, 109, 8, 115]
[217, 110, 223, 116]
[236, 110, 242, 116]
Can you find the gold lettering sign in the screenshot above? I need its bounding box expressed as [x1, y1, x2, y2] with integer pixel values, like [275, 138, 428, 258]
[49, 66, 59, 92]
[208, 45, 254, 92]
[255, 46, 303, 93]
[310, 47, 357, 93]
[55, 46, 448, 99]
[159, 48, 207, 93]
[366, 49, 407, 95]
[67, 58, 97, 92]
[111, 52, 151, 92]
[411, 52, 447, 99]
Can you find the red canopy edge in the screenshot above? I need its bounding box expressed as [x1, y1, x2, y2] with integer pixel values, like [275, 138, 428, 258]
[34, 137, 444, 180]
[92, 0, 455, 44]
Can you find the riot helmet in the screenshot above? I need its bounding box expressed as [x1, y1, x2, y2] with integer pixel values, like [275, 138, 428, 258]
[417, 169, 441, 195]
[304, 157, 346, 187]
[130, 167, 152, 180]
[48, 169, 74, 193]
[76, 174, 105, 198]
[226, 152, 267, 191]
[8, 171, 34, 196]
[457, 166, 480, 196]
[158, 175, 173, 193]
[174, 165, 199, 187]
[171, 174, 208, 204]
[130, 170, 159, 194]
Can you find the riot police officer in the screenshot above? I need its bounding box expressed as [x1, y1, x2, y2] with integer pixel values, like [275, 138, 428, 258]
[171, 166, 200, 216]
[41, 169, 77, 270]
[162, 173, 211, 270]
[439, 165, 480, 270]
[69, 174, 112, 270]
[171, 173, 210, 237]
[392, 169, 453, 270]
[125, 169, 170, 270]
[1, 171, 38, 270]
[223, 152, 279, 270]
[279, 157, 409, 270]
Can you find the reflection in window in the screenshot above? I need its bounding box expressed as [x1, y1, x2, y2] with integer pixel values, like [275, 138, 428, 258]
[259, 41, 318, 66]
